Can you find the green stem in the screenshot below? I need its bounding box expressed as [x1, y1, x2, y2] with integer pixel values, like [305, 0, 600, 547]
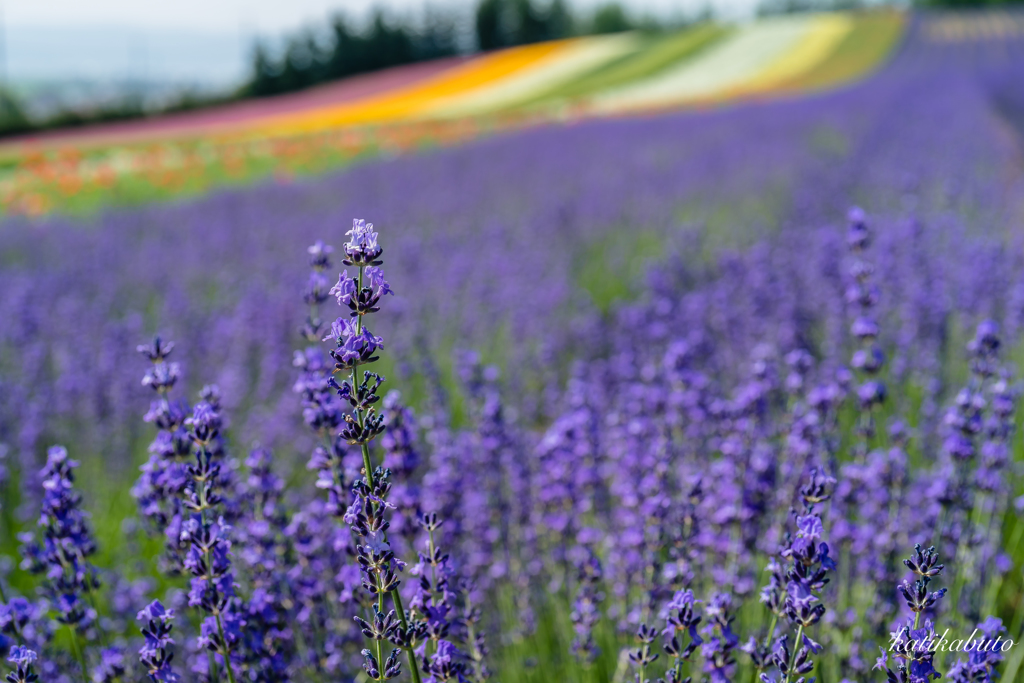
[69, 625, 88, 683]
[1006, 524, 1024, 641]
[933, 505, 948, 551]
[1002, 628, 1024, 683]
[950, 493, 986, 622]
[208, 651, 220, 683]
[375, 625, 385, 682]
[198, 453, 237, 683]
[764, 613, 780, 650]
[215, 613, 238, 683]
[466, 620, 485, 682]
[84, 583, 108, 648]
[783, 624, 805, 683]
[390, 590, 423, 683]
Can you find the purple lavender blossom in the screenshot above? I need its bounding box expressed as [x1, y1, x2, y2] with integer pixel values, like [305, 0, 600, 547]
[329, 271, 359, 307]
[569, 549, 604, 664]
[756, 470, 835, 683]
[661, 590, 702, 683]
[0, 598, 47, 654]
[5, 646, 38, 683]
[343, 220, 383, 267]
[19, 445, 100, 642]
[423, 640, 466, 683]
[91, 647, 126, 683]
[878, 546, 950, 683]
[845, 208, 886, 441]
[701, 594, 738, 683]
[300, 228, 427, 683]
[946, 617, 1007, 683]
[138, 600, 179, 682]
[134, 342, 243, 682]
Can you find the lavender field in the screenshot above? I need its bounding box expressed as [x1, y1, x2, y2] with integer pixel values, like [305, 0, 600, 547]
[2, 14, 1024, 683]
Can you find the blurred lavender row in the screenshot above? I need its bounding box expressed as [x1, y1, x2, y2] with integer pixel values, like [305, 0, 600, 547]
[2, 21, 1023, 476]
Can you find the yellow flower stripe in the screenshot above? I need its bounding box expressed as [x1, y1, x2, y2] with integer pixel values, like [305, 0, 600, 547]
[736, 13, 853, 95]
[422, 33, 643, 119]
[257, 39, 576, 137]
[765, 10, 904, 95]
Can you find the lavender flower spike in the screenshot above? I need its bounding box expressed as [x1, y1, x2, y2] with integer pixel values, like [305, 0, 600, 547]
[19, 444, 99, 676]
[879, 546, 949, 683]
[313, 222, 424, 683]
[138, 600, 179, 682]
[5, 646, 38, 683]
[91, 647, 126, 683]
[660, 590, 702, 683]
[181, 399, 240, 683]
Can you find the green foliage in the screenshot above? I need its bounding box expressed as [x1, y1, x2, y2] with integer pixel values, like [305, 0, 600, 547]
[475, 0, 576, 50]
[0, 90, 32, 137]
[591, 3, 635, 34]
[476, 0, 508, 50]
[575, 228, 665, 313]
[246, 10, 461, 98]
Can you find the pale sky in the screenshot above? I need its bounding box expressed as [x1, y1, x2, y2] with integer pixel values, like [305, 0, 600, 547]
[6, 1, 746, 34]
[3, 1, 757, 84]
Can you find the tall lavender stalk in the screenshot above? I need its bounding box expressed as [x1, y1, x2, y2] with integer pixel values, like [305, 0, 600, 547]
[133, 337, 191, 572]
[408, 512, 485, 682]
[134, 341, 240, 683]
[182, 401, 241, 683]
[846, 207, 886, 451]
[19, 446, 100, 680]
[875, 545, 947, 683]
[756, 471, 835, 683]
[318, 220, 421, 683]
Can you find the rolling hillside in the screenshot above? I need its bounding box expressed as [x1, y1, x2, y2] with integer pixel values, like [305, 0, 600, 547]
[0, 10, 906, 215]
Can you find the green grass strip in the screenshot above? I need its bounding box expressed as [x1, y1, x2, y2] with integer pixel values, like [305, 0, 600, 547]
[773, 9, 906, 94]
[523, 24, 730, 106]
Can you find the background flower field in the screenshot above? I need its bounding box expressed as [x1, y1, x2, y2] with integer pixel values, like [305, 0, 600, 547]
[0, 10, 903, 216]
[1, 8, 1024, 683]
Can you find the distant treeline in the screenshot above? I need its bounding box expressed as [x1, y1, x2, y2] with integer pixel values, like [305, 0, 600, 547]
[0, 89, 233, 140]
[244, 10, 463, 98]
[0, 1, 652, 138]
[244, 1, 657, 97]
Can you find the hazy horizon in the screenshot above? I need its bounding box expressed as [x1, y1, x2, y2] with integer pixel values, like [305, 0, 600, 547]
[2, 0, 752, 86]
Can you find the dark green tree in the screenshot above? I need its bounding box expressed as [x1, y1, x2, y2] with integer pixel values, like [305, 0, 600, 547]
[247, 42, 282, 96]
[279, 31, 327, 92]
[415, 6, 460, 60]
[512, 0, 550, 44]
[476, 0, 512, 50]
[545, 0, 575, 39]
[0, 90, 31, 136]
[591, 3, 634, 34]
